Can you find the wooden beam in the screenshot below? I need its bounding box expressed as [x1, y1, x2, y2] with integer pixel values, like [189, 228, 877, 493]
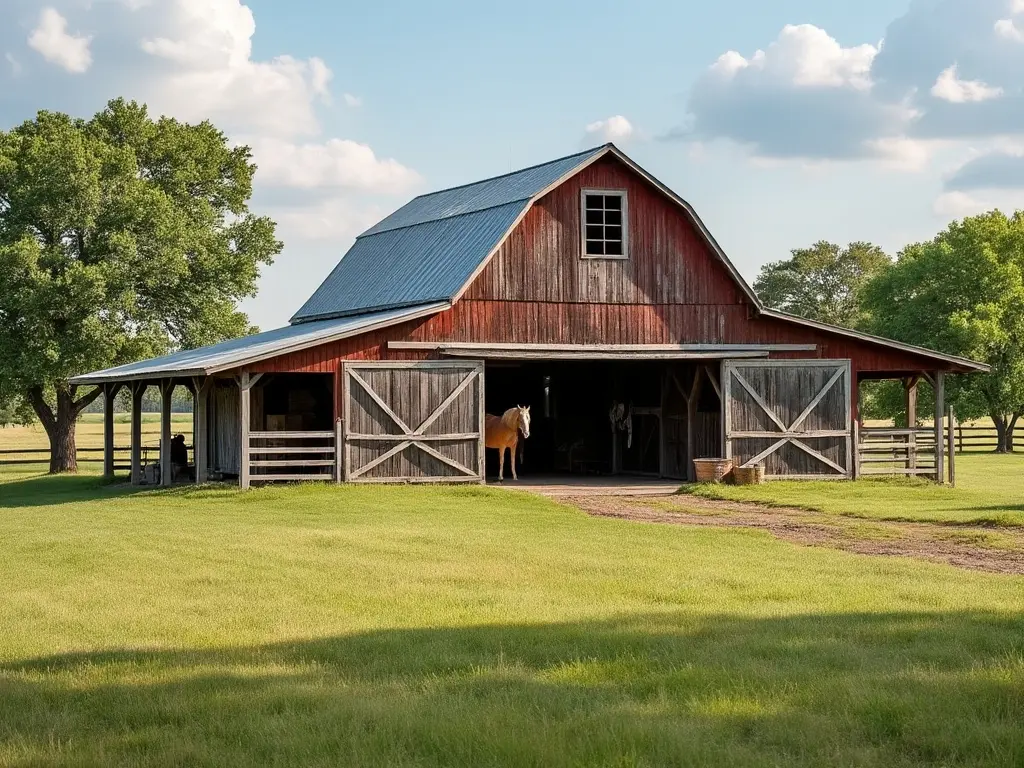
[703, 366, 722, 400]
[788, 367, 846, 433]
[730, 370, 789, 432]
[160, 380, 174, 487]
[348, 369, 414, 435]
[947, 406, 956, 487]
[130, 382, 145, 486]
[414, 370, 478, 435]
[192, 377, 210, 484]
[240, 372, 251, 490]
[388, 341, 819, 353]
[103, 383, 115, 478]
[686, 367, 702, 481]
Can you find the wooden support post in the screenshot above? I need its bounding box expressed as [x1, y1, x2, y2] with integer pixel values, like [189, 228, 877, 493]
[933, 371, 945, 484]
[904, 376, 919, 471]
[103, 384, 115, 477]
[192, 377, 209, 484]
[947, 406, 956, 487]
[131, 382, 145, 486]
[334, 418, 344, 484]
[240, 372, 251, 490]
[160, 380, 174, 487]
[686, 367, 703, 482]
[852, 419, 860, 480]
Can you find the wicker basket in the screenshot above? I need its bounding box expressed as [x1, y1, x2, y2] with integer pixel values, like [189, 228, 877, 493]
[732, 464, 765, 486]
[693, 458, 733, 483]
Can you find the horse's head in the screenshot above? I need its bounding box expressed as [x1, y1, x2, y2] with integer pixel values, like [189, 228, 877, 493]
[517, 405, 531, 438]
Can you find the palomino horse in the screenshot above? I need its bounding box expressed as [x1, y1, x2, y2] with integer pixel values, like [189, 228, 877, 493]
[484, 405, 531, 481]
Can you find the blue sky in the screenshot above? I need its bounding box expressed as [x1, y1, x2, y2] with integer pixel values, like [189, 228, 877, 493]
[3, 0, 1024, 329]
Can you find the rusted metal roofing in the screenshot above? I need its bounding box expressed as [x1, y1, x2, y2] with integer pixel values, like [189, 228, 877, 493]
[70, 303, 447, 384]
[291, 146, 609, 323]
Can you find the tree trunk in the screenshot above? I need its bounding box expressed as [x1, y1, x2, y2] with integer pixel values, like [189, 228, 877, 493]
[26, 384, 103, 474]
[1008, 412, 1022, 454]
[49, 412, 78, 474]
[992, 413, 1010, 454]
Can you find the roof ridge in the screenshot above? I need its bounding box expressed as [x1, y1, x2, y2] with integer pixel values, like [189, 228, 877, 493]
[357, 198, 529, 238]
[405, 143, 610, 201]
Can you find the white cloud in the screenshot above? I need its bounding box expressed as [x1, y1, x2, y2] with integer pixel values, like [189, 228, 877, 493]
[931, 65, 1004, 102]
[708, 24, 878, 90]
[247, 137, 421, 193]
[28, 8, 92, 74]
[865, 137, 935, 171]
[995, 18, 1024, 41]
[933, 191, 988, 217]
[5, 53, 20, 75]
[584, 115, 635, 143]
[274, 199, 386, 242]
[343, 93, 362, 107]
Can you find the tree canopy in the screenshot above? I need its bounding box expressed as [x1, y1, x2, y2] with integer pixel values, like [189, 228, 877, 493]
[754, 241, 892, 328]
[0, 99, 281, 472]
[861, 211, 1024, 450]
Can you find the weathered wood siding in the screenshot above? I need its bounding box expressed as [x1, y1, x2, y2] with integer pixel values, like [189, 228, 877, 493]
[724, 361, 852, 478]
[343, 362, 483, 483]
[247, 154, 951, 382]
[209, 379, 240, 475]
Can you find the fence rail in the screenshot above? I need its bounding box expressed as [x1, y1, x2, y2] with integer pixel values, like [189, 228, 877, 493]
[245, 427, 341, 487]
[0, 445, 188, 471]
[857, 427, 939, 479]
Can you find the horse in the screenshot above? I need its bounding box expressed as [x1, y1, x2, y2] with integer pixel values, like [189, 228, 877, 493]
[484, 405, 531, 481]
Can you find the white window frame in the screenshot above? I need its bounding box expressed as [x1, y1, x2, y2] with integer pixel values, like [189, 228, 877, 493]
[580, 189, 629, 260]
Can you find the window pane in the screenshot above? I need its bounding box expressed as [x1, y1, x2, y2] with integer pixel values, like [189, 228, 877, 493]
[586, 210, 604, 225]
[586, 240, 604, 255]
[604, 195, 622, 210]
[605, 241, 623, 256]
[605, 225, 622, 242]
[585, 195, 603, 209]
[605, 210, 621, 226]
[586, 225, 604, 241]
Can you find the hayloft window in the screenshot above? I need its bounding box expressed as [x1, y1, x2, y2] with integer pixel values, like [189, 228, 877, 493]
[582, 190, 628, 258]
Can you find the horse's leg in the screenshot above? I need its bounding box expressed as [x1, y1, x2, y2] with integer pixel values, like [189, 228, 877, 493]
[498, 445, 505, 481]
[511, 439, 518, 481]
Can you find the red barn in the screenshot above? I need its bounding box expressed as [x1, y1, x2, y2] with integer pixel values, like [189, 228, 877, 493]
[74, 144, 986, 488]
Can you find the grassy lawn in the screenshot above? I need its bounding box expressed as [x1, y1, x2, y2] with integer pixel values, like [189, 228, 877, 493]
[1, 462, 1023, 766]
[685, 452, 1024, 527]
[0, 413, 193, 453]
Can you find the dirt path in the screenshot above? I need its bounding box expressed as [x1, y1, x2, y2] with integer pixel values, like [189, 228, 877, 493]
[566, 494, 1024, 576]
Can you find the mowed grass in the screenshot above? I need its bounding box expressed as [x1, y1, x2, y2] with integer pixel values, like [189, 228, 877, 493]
[0, 413, 193, 453]
[1, 464, 1023, 767]
[686, 452, 1024, 527]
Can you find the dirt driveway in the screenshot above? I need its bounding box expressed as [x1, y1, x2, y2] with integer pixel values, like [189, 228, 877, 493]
[565, 494, 1024, 576]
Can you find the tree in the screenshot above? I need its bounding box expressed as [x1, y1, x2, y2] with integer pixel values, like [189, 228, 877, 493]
[754, 241, 892, 327]
[861, 211, 1024, 452]
[0, 99, 281, 473]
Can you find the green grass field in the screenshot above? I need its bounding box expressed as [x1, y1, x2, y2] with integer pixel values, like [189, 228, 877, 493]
[685, 452, 1024, 527]
[1, 456, 1023, 767]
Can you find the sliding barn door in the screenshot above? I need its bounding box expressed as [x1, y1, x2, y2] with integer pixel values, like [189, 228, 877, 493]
[343, 361, 484, 483]
[723, 360, 852, 479]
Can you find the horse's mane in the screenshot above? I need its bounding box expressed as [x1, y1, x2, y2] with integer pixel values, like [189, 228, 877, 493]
[500, 407, 521, 430]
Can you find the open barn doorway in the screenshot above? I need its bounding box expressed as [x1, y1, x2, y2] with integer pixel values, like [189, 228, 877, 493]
[481, 360, 723, 483]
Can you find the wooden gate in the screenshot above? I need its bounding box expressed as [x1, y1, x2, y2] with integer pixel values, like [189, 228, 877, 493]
[342, 361, 484, 483]
[723, 360, 852, 479]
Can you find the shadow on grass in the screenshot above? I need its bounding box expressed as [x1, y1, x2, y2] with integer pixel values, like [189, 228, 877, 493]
[0, 472, 230, 509]
[2, 611, 1022, 767]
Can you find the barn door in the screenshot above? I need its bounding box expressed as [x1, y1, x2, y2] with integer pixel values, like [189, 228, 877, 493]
[723, 360, 852, 479]
[343, 361, 484, 483]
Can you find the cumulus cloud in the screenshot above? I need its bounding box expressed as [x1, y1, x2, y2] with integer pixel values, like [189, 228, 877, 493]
[674, 24, 914, 161]
[247, 137, 421, 193]
[584, 115, 635, 143]
[931, 64, 1004, 102]
[28, 8, 92, 73]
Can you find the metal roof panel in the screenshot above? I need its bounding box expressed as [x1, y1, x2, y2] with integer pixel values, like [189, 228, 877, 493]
[291, 201, 527, 323]
[71, 303, 447, 384]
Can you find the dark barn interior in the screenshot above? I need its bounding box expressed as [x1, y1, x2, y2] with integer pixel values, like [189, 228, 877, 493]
[482, 360, 723, 481]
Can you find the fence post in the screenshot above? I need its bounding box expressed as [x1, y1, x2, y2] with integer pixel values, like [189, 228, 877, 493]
[947, 407, 956, 487]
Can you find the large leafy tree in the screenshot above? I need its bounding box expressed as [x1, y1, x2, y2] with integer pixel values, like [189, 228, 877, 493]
[0, 99, 281, 473]
[754, 241, 892, 327]
[861, 211, 1024, 452]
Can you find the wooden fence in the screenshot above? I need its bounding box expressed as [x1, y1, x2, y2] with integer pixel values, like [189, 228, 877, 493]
[950, 424, 1024, 452]
[0, 445, 187, 472]
[857, 427, 939, 480]
[243, 425, 341, 488]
